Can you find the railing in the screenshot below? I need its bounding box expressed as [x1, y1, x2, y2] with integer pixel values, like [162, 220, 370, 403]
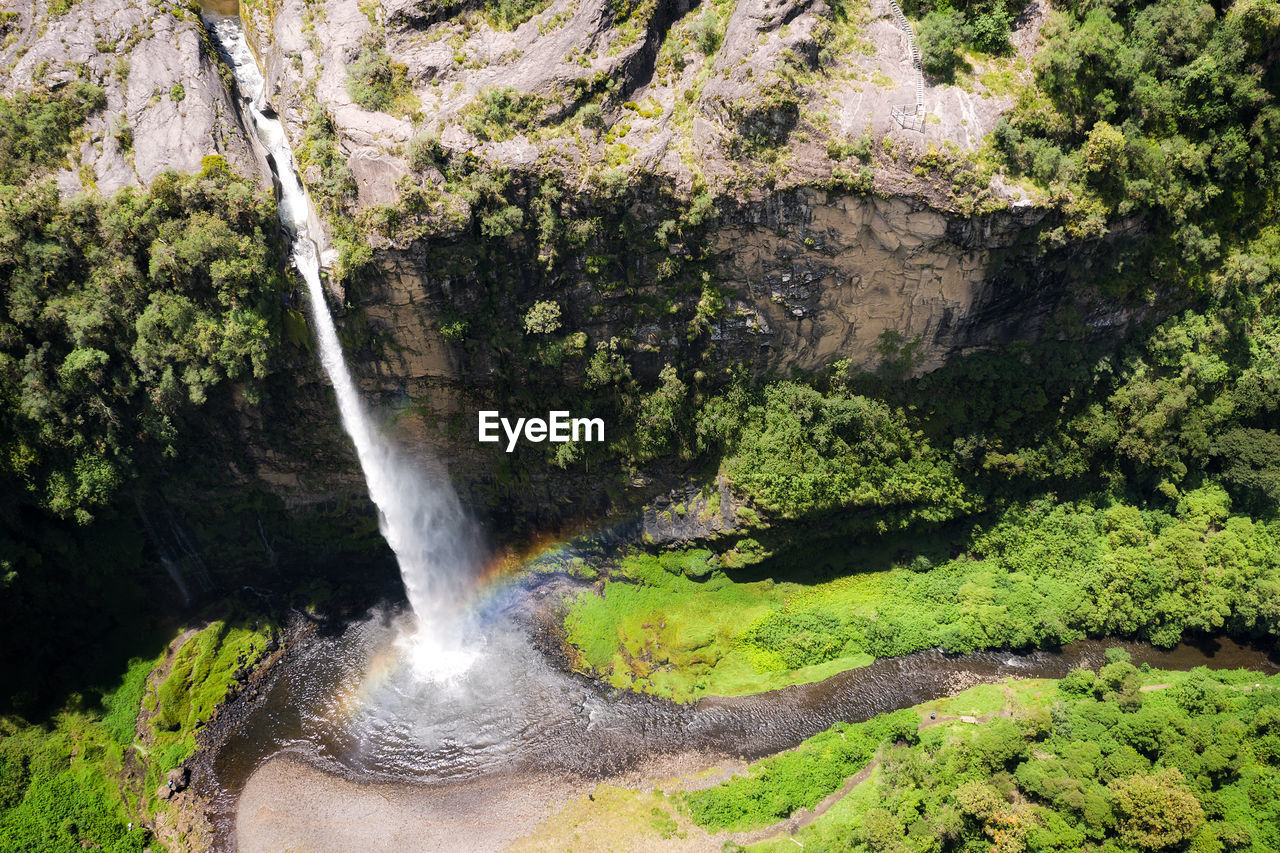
[887, 0, 925, 132]
[891, 104, 925, 132]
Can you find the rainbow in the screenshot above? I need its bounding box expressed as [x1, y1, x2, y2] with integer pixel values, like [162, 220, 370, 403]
[323, 520, 611, 723]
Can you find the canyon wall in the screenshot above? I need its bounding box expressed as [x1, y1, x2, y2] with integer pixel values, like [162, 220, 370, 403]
[3, 0, 1139, 541]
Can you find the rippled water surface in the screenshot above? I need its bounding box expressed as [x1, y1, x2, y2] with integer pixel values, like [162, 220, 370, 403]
[208, 598, 1278, 839]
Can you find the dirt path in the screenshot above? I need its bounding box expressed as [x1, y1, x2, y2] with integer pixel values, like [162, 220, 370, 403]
[723, 759, 880, 847]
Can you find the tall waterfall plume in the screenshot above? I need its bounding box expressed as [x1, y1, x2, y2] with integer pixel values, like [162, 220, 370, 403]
[205, 14, 478, 678]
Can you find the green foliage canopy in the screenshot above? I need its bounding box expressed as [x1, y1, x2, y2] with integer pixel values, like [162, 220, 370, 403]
[0, 165, 282, 523]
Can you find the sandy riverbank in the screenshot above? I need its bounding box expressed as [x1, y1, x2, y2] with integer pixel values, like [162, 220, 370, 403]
[236, 756, 570, 852]
[234, 751, 735, 853]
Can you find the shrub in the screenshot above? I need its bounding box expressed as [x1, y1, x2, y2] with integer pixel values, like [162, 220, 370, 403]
[685, 712, 918, 830]
[730, 82, 800, 150]
[688, 7, 723, 55]
[577, 102, 604, 129]
[918, 9, 969, 82]
[461, 86, 545, 141]
[1109, 768, 1205, 850]
[406, 133, 445, 172]
[346, 43, 412, 113]
[523, 300, 562, 334]
[967, 0, 1014, 54]
[485, 0, 550, 29]
[0, 84, 105, 185]
[481, 204, 524, 238]
[659, 548, 718, 579]
[742, 610, 851, 668]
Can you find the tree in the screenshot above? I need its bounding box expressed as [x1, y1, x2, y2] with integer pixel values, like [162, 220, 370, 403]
[1109, 768, 1205, 850]
[919, 10, 970, 82]
[1211, 428, 1280, 509]
[967, 0, 1014, 54]
[632, 364, 687, 461]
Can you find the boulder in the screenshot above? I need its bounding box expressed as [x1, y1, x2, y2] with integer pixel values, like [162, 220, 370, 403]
[166, 766, 190, 792]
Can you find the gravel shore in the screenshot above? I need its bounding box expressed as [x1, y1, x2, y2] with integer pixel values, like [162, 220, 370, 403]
[234, 749, 733, 852]
[235, 755, 576, 852]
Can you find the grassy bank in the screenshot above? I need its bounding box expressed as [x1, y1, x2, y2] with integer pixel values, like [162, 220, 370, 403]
[562, 485, 1280, 701]
[740, 661, 1280, 852]
[0, 611, 275, 852]
[562, 548, 880, 700]
[511, 661, 1280, 852]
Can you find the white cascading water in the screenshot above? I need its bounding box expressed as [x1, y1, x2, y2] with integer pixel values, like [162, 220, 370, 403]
[207, 16, 478, 679]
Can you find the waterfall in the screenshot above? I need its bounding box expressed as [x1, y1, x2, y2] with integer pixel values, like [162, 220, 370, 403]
[205, 15, 478, 678]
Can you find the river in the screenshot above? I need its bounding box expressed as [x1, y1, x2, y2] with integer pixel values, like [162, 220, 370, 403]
[201, 593, 1277, 850]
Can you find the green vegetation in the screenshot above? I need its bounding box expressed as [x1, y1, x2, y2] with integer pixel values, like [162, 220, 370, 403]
[0, 82, 294, 734]
[738, 661, 1280, 853]
[345, 40, 417, 115]
[0, 154, 282, 524]
[0, 712, 151, 853]
[701, 381, 971, 525]
[918, 10, 971, 82]
[914, 0, 1015, 82]
[294, 94, 387, 280]
[522, 299, 562, 334]
[686, 709, 919, 831]
[556, 171, 1280, 702]
[295, 102, 359, 223]
[0, 615, 275, 853]
[563, 550, 876, 699]
[3, 0, 1280, 844]
[688, 6, 723, 55]
[484, 0, 551, 30]
[147, 620, 273, 770]
[0, 82, 287, 720]
[0, 84, 105, 185]
[563, 485, 1280, 700]
[515, 671, 1280, 850]
[727, 81, 801, 155]
[993, 0, 1279, 274]
[460, 86, 547, 141]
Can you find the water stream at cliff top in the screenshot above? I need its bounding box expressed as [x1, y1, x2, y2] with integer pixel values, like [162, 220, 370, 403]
[205, 14, 479, 679]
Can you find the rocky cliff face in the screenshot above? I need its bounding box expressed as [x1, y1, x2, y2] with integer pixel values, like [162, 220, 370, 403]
[3, 0, 1133, 537]
[238, 0, 1044, 201]
[353, 186, 1119, 393]
[1, 0, 267, 195]
[223, 0, 1112, 397]
[233, 0, 1121, 530]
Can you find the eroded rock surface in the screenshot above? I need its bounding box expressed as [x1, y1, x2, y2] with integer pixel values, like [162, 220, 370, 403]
[1, 0, 265, 194]
[1, 0, 1124, 530]
[242, 0, 1045, 206]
